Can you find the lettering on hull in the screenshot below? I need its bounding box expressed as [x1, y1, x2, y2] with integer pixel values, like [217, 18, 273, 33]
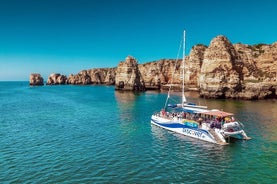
[183, 128, 205, 139]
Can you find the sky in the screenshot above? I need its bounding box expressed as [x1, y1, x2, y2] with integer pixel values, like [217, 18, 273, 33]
[0, 0, 276, 81]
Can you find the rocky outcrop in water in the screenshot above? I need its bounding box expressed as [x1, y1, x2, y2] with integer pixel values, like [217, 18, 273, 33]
[46, 73, 67, 85]
[115, 56, 145, 91]
[136, 35, 276, 99]
[29, 35, 277, 99]
[185, 44, 207, 89]
[139, 59, 181, 90]
[234, 42, 277, 82]
[67, 68, 116, 85]
[197, 35, 276, 99]
[29, 73, 44, 86]
[199, 35, 244, 98]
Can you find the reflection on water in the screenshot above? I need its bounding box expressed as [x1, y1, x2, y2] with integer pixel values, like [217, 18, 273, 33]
[114, 91, 141, 141]
[114, 91, 137, 104]
[114, 91, 137, 122]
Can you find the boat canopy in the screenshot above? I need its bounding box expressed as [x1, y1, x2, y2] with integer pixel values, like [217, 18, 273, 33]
[200, 110, 234, 117]
[168, 104, 208, 114]
[181, 108, 195, 113]
[182, 107, 208, 114]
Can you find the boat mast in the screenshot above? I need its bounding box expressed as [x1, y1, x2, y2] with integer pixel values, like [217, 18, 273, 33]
[182, 30, 186, 107]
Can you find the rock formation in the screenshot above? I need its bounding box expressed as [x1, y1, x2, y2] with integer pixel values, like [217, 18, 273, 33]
[29, 73, 44, 86]
[196, 36, 277, 99]
[234, 42, 277, 99]
[46, 73, 67, 85]
[67, 70, 91, 85]
[137, 35, 276, 99]
[137, 45, 206, 91]
[199, 35, 244, 98]
[139, 59, 181, 90]
[115, 56, 145, 91]
[88, 68, 116, 85]
[238, 82, 276, 99]
[185, 44, 207, 89]
[67, 68, 116, 85]
[29, 35, 277, 99]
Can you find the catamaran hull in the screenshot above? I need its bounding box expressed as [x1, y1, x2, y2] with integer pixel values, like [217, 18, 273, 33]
[223, 130, 250, 140]
[151, 117, 217, 144]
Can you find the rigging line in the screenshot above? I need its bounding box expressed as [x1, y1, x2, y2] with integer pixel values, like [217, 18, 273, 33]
[169, 34, 183, 90]
[164, 95, 180, 109]
[163, 91, 170, 109]
[170, 97, 179, 104]
[164, 35, 183, 110]
[182, 30, 187, 105]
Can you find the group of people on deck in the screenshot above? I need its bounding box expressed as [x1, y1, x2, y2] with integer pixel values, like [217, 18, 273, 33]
[159, 109, 195, 120]
[159, 109, 236, 125]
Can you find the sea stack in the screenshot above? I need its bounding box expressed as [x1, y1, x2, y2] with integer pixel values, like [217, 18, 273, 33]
[199, 35, 243, 98]
[46, 73, 67, 85]
[29, 73, 44, 86]
[115, 56, 145, 91]
[67, 68, 116, 85]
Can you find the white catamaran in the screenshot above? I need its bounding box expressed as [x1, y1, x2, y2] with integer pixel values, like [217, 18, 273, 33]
[150, 31, 251, 145]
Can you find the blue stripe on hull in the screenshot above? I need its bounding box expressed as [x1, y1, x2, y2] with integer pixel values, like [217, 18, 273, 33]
[151, 118, 209, 134]
[151, 118, 214, 142]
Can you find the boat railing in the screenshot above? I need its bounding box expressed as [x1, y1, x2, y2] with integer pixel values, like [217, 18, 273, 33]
[154, 110, 244, 132]
[153, 111, 175, 120]
[237, 121, 245, 128]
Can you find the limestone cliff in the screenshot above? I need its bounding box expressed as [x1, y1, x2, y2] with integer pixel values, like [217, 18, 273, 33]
[31, 35, 277, 99]
[47, 73, 67, 85]
[115, 56, 145, 91]
[29, 73, 44, 86]
[138, 59, 181, 90]
[197, 35, 276, 99]
[199, 35, 244, 98]
[185, 44, 207, 89]
[137, 44, 206, 91]
[67, 68, 116, 85]
[137, 35, 276, 99]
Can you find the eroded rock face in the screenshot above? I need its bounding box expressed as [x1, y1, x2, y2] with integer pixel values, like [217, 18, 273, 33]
[199, 35, 244, 98]
[139, 59, 181, 90]
[237, 82, 277, 100]
[29, 73, 44, 86]
[67, 70, 91, 85]
[252, 43, 277, 82]
[29, 35, 276, 99]
[185, 44, 207, 89]
[115, 56, 145, 91]
[234, 44, 259, 81]
[67, 68, 116, 85]
[88, 68, 116, 85]
[46, 73, 67, 85]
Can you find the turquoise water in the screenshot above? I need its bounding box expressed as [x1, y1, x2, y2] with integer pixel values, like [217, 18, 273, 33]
[0, 82, 276, 183]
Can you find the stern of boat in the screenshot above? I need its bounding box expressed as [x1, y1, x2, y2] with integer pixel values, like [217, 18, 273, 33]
[222, 121, 251, 140]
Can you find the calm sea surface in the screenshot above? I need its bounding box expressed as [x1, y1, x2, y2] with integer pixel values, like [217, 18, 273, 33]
[0, 82, 276, 183]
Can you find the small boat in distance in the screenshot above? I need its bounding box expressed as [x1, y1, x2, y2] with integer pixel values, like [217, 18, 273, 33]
[150, 31, 251, 145]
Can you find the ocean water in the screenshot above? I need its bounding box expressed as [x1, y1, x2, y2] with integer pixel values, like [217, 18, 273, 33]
[0, 82, 276, 183]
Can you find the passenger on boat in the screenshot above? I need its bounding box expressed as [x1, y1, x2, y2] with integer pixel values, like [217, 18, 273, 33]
[224, 117, 230, 123]
[161, 109, 166, 116]
[198, 118, 203, 127]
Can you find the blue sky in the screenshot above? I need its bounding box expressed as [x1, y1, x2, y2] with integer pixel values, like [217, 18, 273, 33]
[0, 0, 276, 81]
